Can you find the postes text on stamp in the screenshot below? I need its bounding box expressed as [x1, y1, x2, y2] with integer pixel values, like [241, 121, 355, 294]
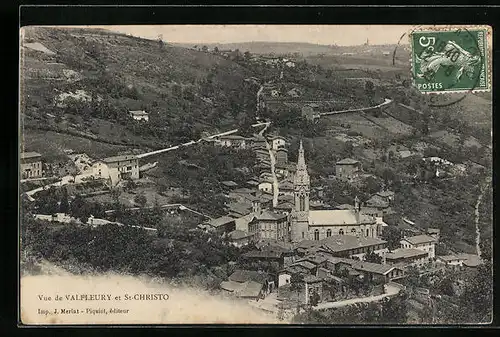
[410, 26, 491, 94]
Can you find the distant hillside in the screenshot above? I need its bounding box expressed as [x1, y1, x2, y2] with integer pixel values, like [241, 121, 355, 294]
[20, 27, 260, 158]
[174, 41, 406, 57]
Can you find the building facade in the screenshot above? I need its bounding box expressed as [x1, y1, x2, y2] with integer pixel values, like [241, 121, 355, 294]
[102, 154, 140, 180]
[21, 152, 43, 179]
[289, 142, 380, 244]
[335, 158, 361, 181]
[400, 235, 436, 259]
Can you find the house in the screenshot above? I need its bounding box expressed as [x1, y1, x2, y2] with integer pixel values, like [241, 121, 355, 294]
[375, 190, 395, 203]
[129, 110, 149, 122]
[426, 228, 440, 241]
[285, 61, 296, 68]
[456, 253, 482, 269]
[101, 154, 139, 180]
[248, 210, 289, 242]
[227, 202, 253, 218]
[20, 152, 43, 179]
[268, 136, 286, 150]
[400, 235, 436, 259]
[91, 161, 121, 186]
[220, 270, 274, 299]
[270, 89, 280, 97]
[258, 181, 273, 194]
[275, 147, 288, 166]
[335, 158, 361, 181]
[243, 245, 294, 267]
[437, 255, 467, 267]
[364, 195, 391, 214]
[199, 216, 236, 234]
[385, 248, 430, 268]
[278, 180, 294, 196]
[217, 135, 252, 149]
[228, 230, 255, 247]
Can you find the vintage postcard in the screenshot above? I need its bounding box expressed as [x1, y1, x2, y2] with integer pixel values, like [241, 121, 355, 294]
[19, 24, 493, 325]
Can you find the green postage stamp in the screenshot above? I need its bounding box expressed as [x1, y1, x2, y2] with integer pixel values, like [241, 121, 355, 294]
[410, 26, 492, 93]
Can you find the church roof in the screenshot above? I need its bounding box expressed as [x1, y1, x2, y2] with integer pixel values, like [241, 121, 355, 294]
[308, 210, 375, 226]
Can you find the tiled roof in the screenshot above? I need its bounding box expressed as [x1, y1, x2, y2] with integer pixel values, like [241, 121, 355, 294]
[234, 213, 256, 231]
[386, 248, 429, 260]
[297, 235, 386, 254]
[365, 195, 390, 208]
[402, 234, 436, 245]
[456, 253, 482, 267]
[437, 255, 465, 262]
[292, 260, 316, 270]
[351, 261, 396, 275]
[20, 152, 42, 159]
[206, 216, 235, 228]
[129, 110, 148, 115]
[336, 158, 360, 165]
[256, 210, 288, 221]
[227, 202, 253, 216]
[308, 210, 375, 226]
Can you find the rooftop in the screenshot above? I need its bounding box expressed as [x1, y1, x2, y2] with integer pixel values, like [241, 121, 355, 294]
[229, 269, 271, 284]
[386, 248, 429, 260]
[20, 152, 42, 160]
[438, 255, 465, 262]
[376, 190, 395, 198]
[227, 202, 253, 216]
[402, 234, 436, 245]
[129, 110, 148, 116]
[336, 158, 360, 165]
[206, 216, 235, 228]
[221, 180, 238, 187]
[257, 210, 288, 221]
[308, 209, 375, 226]
[365, 195, 390, 208]
[296, 235, 386, 254]
[351, 261, 397, 275]
[456, 253, 482, 267]
[292, 260, 317, 270]
[102, 154, 137, 163]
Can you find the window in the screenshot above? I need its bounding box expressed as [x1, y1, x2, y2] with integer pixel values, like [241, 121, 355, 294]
[326, 229, 332, 237]
[371, 228, 374, 237]
[299, 195, 305, 211]
[314, 229, 319, 241]
[302, 232, 305, 239]
[127, 166, 132, 171]
[366, 229, 369, 237]
[351, 228, 356, 234]
[339, 229, 344, 235]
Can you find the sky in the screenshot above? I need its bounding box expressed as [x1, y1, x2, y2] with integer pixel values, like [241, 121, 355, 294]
[63, 25, 414, 46]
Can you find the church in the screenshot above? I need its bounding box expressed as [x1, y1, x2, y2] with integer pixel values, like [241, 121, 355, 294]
[288, 141, 381, 243]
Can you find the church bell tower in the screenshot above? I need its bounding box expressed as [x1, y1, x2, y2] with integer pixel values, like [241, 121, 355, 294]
[290, 140, 310, 243]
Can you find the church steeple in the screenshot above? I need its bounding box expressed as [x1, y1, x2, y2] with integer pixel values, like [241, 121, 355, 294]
[290, 139, 310, 243]
[297, 140, 307, 170]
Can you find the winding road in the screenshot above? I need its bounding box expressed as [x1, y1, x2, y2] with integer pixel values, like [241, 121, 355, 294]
[474, 177, 491, 258]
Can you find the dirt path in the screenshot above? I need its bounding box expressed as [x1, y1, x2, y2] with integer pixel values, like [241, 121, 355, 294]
[474, 177, 491, 258]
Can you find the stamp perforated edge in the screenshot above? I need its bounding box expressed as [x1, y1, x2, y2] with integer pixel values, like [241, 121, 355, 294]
[408, 25, 492, 95]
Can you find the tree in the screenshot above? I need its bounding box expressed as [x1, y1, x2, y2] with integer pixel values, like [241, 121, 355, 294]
[381, 225, 402, 250]
[213, 46, 219, 54]
[134, 193, 147, 208]
[244, 51, 251, 60]
[364, 251, 383, 264]
[202, 45, 208, 52]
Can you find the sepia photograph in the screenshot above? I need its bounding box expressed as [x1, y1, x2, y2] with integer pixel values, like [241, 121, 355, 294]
[19, 23, 493, 325]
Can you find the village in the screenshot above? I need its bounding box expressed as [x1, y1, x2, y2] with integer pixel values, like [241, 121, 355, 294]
[19, 26, 491, 324]
[20, 109, 483, 317]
